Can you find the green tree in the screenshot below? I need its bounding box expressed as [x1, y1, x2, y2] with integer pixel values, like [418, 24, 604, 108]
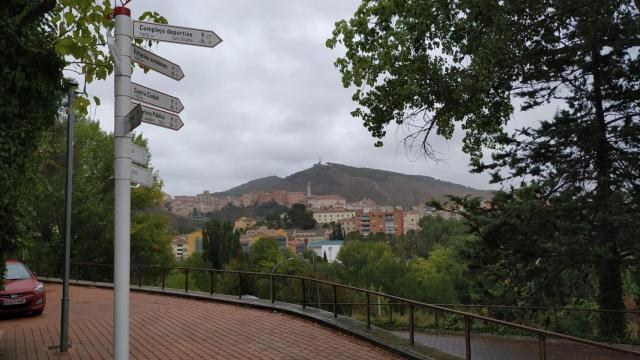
[345, 231, 365, 242]
[329, 222, 345, 240]
[202, 219, 240, 269]
[46, 1, 167, 114]
[329, 0, 639, 337]
[399, 216, 471, 259]
[23, 116, 172, 267]
[0, 0, 64, 285]
[336, 241, 406, 295]
[249, 237, 284, 273]
[408, 246, 467, 304]
[286, 203, 316, 230]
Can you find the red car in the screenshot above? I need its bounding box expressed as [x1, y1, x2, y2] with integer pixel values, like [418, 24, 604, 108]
[0, 260, 45, 316]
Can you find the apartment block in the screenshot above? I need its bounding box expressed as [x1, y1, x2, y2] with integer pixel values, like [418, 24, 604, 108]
[356, 209, 404, 236]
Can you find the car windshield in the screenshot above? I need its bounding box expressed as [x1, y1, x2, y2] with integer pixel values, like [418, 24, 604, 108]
[4, 263, 32, 280]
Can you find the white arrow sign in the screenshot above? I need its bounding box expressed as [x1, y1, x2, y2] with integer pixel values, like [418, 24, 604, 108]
[130, 164, 153, 187]
[133, 21, 222, 48]
[131, 45, 184, 81]
[139, 104, 184, 131]
[130, 83, 184, 113]
[131, 143, 149, 165]
[123, 104, 143, 133]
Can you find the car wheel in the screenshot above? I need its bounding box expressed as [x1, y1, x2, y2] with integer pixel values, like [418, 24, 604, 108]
[31, 309, 44, 316]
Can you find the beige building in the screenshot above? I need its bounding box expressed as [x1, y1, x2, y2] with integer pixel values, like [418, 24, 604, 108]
[403, 211, 421, 234]
[313, 209, 357, 224]
[340, 217, 357, 235]
[170, 230, 203, 259]
[171, 236, 190, 259]
[234, 217, 257, 231]
[287, 228, 330, 243]
[306, 195, 347, 209]
[170, 195, 200, 218]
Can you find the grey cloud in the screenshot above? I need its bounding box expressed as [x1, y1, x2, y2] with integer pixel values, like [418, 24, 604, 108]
[80, 0, 510, 196]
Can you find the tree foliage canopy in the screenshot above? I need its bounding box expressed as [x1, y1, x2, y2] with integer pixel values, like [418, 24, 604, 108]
[202, 219, 241, 269]
[46, 0, 167, 114]
[327, 0, 639, 159]
[331, 0, 640, 338]
[1, 0, 64, 285]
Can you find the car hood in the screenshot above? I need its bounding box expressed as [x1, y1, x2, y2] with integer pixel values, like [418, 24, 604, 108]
[2, 279, 37, 294]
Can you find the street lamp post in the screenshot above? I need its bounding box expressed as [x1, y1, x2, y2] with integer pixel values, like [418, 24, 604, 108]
[270, 258, 294, 303]
[60, 78, 78, 353]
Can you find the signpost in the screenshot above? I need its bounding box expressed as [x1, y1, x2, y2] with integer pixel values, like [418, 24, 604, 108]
[112, 6, 220, 360]
[130, 164, 153, 187]
[133, 21, 222, 48]
[123, 104, 143, 133]
[131, 45, 184, 81]
[130, 82, 184, 113]
[139, 104, 184, 130]
[113, 8, 133, 360]
[130, 143, 148, 165]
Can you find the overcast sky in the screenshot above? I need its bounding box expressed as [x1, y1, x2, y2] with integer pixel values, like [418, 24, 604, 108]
[75, 0, 551, 196]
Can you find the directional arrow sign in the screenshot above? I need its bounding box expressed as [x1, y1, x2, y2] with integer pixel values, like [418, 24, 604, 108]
[131, 45, 184, 81]
[133, 21, 222, 48]
[123, 104, 143, 133]
[130, 83, 184, 113]
[139, 104, 184, 131]
[131, 143, 149, 165]
[130, 164, 153, 187]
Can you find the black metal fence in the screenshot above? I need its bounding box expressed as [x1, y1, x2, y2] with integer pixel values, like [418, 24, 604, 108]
[27, 261, 640, 360]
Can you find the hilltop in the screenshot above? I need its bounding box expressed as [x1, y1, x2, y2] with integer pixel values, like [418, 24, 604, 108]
[216, 163, 491, 208]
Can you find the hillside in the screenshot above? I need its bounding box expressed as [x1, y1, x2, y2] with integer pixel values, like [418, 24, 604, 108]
[216, 163, 491, 208]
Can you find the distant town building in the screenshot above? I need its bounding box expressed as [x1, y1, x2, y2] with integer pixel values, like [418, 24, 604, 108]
[170, 230, 203, 259]
[339, 217, 358, 235]
[346, 198, 377, 211]
[234, 217, 257, 231]
[171, 236, 189, 259]
[403, 211, 421, 234]
[307, 240, 344, 263]
[306, 195, 347, 209]
[169, 195, 200, 218]
[286, 239, 306, 254]
[356, 209, 404, 236]
[313, 209, 357, 224]
[240, 226, 288, 251]
[287, 228, 330, 244]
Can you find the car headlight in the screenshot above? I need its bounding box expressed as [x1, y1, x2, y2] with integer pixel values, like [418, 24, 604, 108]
[33, 283, 44, 293]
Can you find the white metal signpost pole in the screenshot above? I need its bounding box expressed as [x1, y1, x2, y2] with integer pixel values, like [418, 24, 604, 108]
[113, 6, 132, 360]
[110, 6, 221, 359]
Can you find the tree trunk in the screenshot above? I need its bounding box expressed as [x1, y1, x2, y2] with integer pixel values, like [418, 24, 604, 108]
[591, 51, 625, 338]
[597, 250, 625, 339]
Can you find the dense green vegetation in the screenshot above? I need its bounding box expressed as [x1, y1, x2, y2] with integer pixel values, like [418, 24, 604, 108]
[1, 0, 167, 285]
[0, 0, 64, 288]
[328, 0, 640, 339]
[19, 116, 174, 267]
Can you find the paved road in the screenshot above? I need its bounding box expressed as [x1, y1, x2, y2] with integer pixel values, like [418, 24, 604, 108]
[0, 284, 400, 359]
[394, 331, 640, 360]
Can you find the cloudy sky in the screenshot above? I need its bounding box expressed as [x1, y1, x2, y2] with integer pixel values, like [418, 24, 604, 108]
[75, 0, 550, 196]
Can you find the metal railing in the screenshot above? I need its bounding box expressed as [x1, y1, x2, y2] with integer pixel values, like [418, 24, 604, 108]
[27, 261, 640, 360]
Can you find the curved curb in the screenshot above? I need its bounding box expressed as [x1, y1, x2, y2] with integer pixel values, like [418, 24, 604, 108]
[40, 278, 460, 360]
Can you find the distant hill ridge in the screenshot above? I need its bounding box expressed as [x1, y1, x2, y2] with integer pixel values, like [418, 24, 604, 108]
[215, 162, 491, 208]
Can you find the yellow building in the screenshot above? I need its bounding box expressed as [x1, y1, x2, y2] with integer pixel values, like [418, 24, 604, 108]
[239, 227, 289, 250]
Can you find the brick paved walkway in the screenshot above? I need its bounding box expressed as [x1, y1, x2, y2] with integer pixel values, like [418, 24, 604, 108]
[0, 284, 400, 359]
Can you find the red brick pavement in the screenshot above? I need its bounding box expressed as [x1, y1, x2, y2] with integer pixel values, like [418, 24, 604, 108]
[0, 284, 401, 359]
